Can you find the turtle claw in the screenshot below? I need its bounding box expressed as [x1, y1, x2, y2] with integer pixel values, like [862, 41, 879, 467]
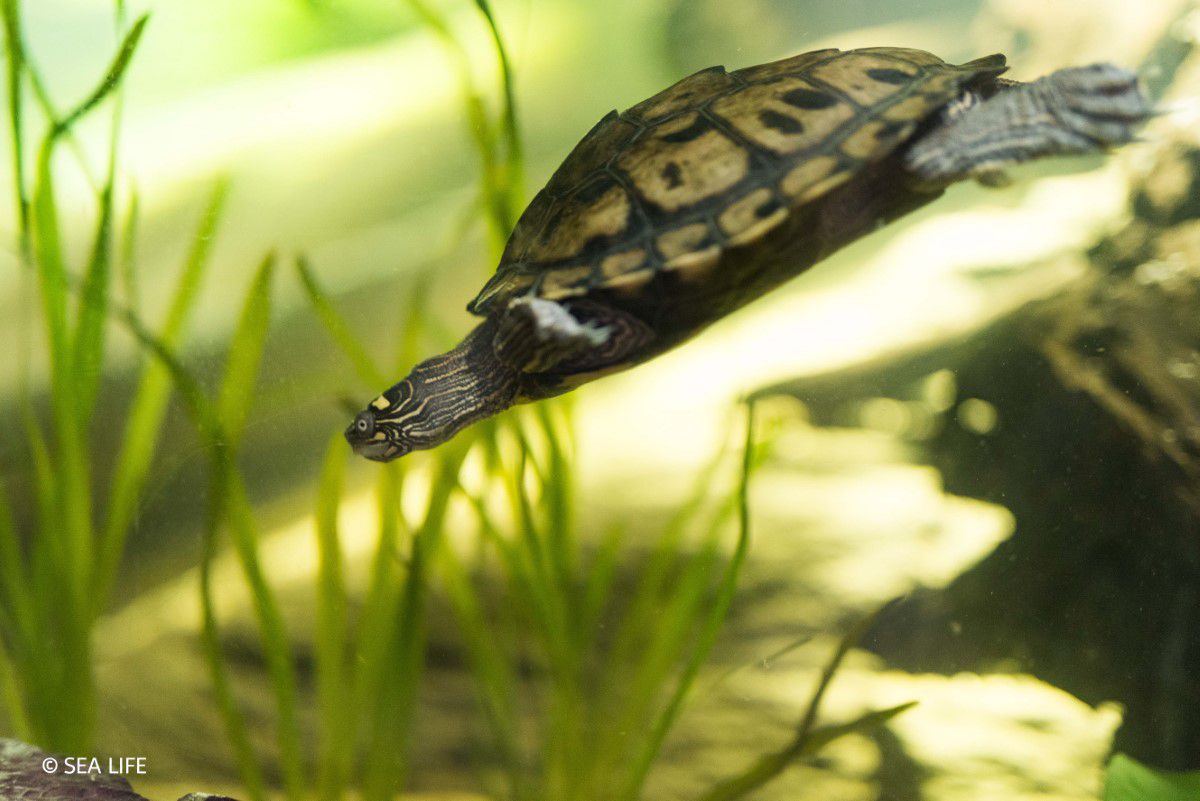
[905, 60, 1151, 187]
[1043, 64, 1153, 145]
[576, 320, 613, 348]
[507, 296, 610, 347]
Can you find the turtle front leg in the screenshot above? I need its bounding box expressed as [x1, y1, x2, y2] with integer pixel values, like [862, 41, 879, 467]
[494, 297, 613, 373]
[493, 297, 656, 376]
[904, 64, 1152, 188]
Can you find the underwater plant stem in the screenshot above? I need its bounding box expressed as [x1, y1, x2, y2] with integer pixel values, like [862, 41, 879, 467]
[1, 0, 28, 243]
[77, 245, 298, 800]
[32, 136, 96, 693]
[74, 180, 115, 426]
[72, 1, 131, 427]
[211, 257, 307, 801]
[615, 401, 757, 801]
[296, 255, 386, 388]
[401, 0, 512, 251]
[313, 435, 351, 801]
[436, 524, 524, 798]
[350, 462, 407, 724]
[694, 606, 915, 801]
[586, 432, 734, 783]
[0, 4, 151, 752]
[105, 290, 274, 801]
[362, 443, 469, 801]
[95, 180, 228, 616]
[0, 639, 32, 742]
[472, 0, 524, 227]
[117, 187, 140, 311]
[227, 479, 309, 801]
[200, 472, 269, 801]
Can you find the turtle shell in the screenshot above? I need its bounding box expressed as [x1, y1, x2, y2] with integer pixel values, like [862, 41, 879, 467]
[468, 47, 1007, 317]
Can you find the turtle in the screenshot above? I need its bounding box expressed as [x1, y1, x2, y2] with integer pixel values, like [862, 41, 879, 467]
[346, 46, 1151, 461]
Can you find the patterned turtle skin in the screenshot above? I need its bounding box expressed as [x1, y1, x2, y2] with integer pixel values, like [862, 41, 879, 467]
[345, 46, 1150, 461]
[469, 47, 1006, 371]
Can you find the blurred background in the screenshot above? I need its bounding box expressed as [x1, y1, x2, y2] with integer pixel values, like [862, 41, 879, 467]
[1, 0, 1199, 799]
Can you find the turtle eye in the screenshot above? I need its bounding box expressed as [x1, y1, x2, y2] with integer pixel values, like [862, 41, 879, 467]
[353, 411, 375, 436]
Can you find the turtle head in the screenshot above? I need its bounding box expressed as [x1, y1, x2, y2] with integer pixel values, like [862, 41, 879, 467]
[345, 322, 519, 462]
[344, 381, 419, 462]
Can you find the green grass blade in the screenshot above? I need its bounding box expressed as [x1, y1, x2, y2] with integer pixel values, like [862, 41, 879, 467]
[30, 146, 74, 405]
[594, 439, 732, 756]
[313, 434, 350, 801]
[0, 480, 35, 650]
[393, 272, 432, 375]
[68, 255, 267, 783]
[54, 15, 148, 135]
[95, 181, 227, 611]
[697, 703, 916, 801]
[1105, 754, 1200, 801]
[578, 522, 625, 644]
[362, 532, 427, 801]
[29, 138, 95, 652]
[362, 444, 470, 801]
[295, 255, 386, 388]
[349, 462, 411, 793]
[224, 469, 307, 801]
[797, 703, 917, 757]
[533, 404, 575, 605]
[21, 413, 61, 746]
[438, 530, 522, 795]
[1, 0, 29, 242]
[617, 402, 758, 801]
[696, 608, 914, 801]
[73, 181, 115, 425]
[351, 462, 405, 694]
[360, 541, 425, 801]
[471, 0, 523, 229]
[404, 0, 509, 251]
[787, 609, 884, 752]
[90, 283, 274, 800]
[23, 411, 64, 598]
[203, 250, 305, 799]
[72, 0, 134, 426]
[0, 638, 31, 742]
[75, 31, 128, 416]
[199, 486, 269, 801]
[218, 252, 275, 453]
[118, 186, 140, 312]
[601, 541, 721, 781]
[28, 70, 100, 189]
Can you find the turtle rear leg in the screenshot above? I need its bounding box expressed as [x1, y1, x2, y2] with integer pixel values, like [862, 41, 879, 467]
[904, 64, 1152, 188]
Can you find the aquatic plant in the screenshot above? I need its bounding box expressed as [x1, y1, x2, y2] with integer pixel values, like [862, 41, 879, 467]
[0, 1, 913, 797]
[178, 0, 757, 796]
[0, 0, 182, 753]
[1104, 754, 1200, 801]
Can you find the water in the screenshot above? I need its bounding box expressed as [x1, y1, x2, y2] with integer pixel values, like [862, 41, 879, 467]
[0, 0, 1195, 799]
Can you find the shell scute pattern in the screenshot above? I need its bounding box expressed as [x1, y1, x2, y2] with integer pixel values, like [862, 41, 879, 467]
[616, 122, 751, 214]
[626, 65, 736, 122]
[709, 78, 857, 155]
[469, 47, 1007, 316]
